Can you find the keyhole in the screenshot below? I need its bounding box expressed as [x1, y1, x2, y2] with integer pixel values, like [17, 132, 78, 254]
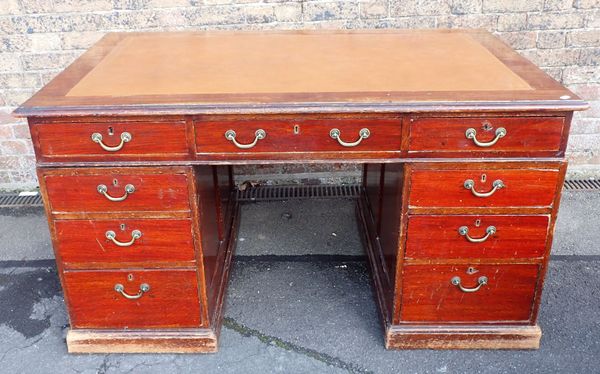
[108, 126, 114, 136]
[482, 121, 493, 131]
[475, 219, 481, 227]
[293, 125, 300, 135]
[120, 223, 126, 231]
[481, 174, 487, 183]
[466, 267, 478, 275]
[127, 274, 134, 282]
[113, 179, 118, 186]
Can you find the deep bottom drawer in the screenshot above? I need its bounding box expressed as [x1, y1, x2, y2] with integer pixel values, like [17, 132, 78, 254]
[64, 269, 202, 329]
[400, 264, 539, 323]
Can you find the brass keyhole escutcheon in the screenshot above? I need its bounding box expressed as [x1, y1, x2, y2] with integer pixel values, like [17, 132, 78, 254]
[482, 121, 493, 131]
[481, 174, 487, 183]
[120, 223, 126, 231]
[293, 124, 300, 134]
[113, 178, 119, 187]
[127, 273, 134, 282]
[108, 126, 114, 136]
[466, 267, 478, 275]
[475, 219, 481, 227]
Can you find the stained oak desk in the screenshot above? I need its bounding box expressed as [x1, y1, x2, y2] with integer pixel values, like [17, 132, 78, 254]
[14, 30, 588, 353]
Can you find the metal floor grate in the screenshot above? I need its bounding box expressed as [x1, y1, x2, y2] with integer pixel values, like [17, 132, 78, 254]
[0, 193, 43, 207]
[563, 179, 600, 191]
[0, 179, 597, 207]
[236, 184, 362, 201]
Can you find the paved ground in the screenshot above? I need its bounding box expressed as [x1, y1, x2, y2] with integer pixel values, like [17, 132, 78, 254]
[0, 191, 599, 373]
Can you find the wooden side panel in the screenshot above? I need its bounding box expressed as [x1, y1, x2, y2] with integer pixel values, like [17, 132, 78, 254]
[54, 219, 196, 269]
[405, 215, 550, 260]
[378, 163, 404, 299]
[63, 269, 202, 329]
[400, 264, 539, 323]
[364, 164, 384, 233]
[409, 168, 560, 208]
[408, 116, 565, 155]
[43, 169, 191, 214]
[195, 165, 221, 298]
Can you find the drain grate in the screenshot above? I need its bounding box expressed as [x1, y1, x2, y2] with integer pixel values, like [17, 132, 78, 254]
[563, 179, 600, 191]
[236, 184, 362, 201]
[0, 193, 43, 207]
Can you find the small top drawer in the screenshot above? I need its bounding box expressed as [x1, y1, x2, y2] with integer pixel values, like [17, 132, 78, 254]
[408, 116, 565, 156]
[195, 118, 401, 159]
[408, 167, 561, 209]
[31, 120, 190, 161]
[41, 168, 191, 215]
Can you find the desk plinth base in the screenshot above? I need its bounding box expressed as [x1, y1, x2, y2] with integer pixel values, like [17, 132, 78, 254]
[66, 329, 218, 353]
[385, 325, 541, 350]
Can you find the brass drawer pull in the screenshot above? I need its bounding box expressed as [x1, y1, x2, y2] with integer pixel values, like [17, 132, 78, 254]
[329, 128, 370, 147]
[97, 184, 135, 202]
[451, 276, 488, 293]
[465, 127, 506, 147]
[458, 225, 496, 243]
[105, 229, 142, 247]
[114, 283, 150, 300]
[463, 179, 504, 197]
[91, 132, 132, 152]
[224, 129, 266, 149]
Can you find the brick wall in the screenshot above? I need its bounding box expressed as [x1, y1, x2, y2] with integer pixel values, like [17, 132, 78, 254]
[0, 0, 599, 190]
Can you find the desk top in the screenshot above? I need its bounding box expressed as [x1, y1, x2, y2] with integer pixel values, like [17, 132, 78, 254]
[16, 29, 586, 117]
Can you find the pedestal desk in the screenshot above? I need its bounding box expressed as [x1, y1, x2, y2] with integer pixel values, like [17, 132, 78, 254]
[14, 30, 588, 353]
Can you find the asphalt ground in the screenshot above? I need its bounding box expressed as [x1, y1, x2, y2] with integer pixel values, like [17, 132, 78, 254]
[0, 191, 599, 373]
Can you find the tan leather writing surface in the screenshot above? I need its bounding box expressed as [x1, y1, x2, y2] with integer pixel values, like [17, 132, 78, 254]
[66, 31, 532, 97]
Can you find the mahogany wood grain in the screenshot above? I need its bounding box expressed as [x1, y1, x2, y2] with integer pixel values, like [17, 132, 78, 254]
[54, 219, 196, 269]
[63, 269, 202, 329]
[42, 168, 191, 214]
[408, 167, 560, 208]
[31, 120, 190, 161]
[408, 116, 565, 156]
[400, 264, 539, 323]
[405, 215, 550, 260]
[195, 118, 402, 158]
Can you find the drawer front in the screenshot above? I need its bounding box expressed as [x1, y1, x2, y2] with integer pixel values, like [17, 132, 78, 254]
[32, 121, 189, 160]
[409, 168, 560, 208]
[408, 116, 565, 155]
[43, 170, 191, 214]
[400, 264, 539, 322]
[406, 215, 550, 260]
[195, 118, 401, 156]
[64, 270, 202, 329]
[55, 219, 196, 268]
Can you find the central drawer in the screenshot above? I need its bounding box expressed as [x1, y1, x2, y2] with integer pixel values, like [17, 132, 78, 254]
[195, 118, 401, 157]
[63, 269, 202, 329]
